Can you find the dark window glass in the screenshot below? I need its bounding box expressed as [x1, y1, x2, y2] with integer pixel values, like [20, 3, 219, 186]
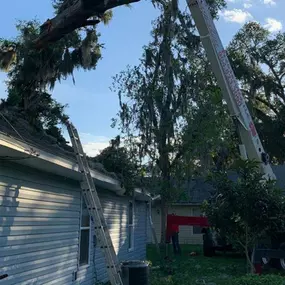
[129, 202, 133, 225]
[128, 201, 134, 249]
[80, 229, 90, 265]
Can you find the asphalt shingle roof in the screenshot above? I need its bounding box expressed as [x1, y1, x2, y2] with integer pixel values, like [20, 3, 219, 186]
[177, 165, 285, 205]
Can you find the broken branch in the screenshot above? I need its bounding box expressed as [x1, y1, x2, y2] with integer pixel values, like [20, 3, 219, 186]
[34, 0, 141, 49]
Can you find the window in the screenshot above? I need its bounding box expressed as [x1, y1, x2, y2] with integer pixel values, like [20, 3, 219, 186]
[79, 199, 90, 266]
[193, 208, 203, 235]
[128, 201, 134, 251]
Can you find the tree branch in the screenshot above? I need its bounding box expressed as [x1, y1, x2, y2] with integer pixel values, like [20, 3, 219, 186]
[34, 0, 141, 48]
[255, 96, 280, 117]
[81, 19, 100, 27]
[241, 88, 280, 117]
[262, 56, 284, 98]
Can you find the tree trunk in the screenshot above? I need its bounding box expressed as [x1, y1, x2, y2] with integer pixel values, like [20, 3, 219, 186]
[159, 149, 171, 258]
[160, 196, 168, 245]
[245, 247, 255, 274]
[34, 0, 140, 48]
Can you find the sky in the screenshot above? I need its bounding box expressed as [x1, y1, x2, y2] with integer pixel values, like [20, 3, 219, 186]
[0, 0, 284, 156]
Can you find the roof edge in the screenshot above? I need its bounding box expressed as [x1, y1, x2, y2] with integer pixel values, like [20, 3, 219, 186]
[0, 132, 125, 195]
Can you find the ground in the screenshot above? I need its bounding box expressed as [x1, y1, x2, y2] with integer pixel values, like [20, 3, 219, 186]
[147, 245, 285, 285]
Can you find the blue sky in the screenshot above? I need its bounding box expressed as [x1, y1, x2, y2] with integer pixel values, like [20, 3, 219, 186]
[0, 0, 284, 156]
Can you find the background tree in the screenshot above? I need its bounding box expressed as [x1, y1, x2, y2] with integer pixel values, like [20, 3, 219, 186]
[227, 22, 285, 163]
[91, 136, 139, 194]
[112, 0, 228, 245]
[203, 159, 285, 273]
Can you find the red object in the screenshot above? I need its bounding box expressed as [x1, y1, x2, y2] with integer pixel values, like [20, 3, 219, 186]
[171, 224, 179, 233]
[166, 214, 210, 242]
[254, 264, 262, 275]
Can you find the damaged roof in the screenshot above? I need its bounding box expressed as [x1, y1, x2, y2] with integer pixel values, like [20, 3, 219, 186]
[0, 109, 118, 180]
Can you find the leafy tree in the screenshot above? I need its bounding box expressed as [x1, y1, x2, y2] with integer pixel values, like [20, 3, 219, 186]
[227, 22, 285, 163]
[91, 136, 139, 194]
[0, 0, 110, 142]
[203, 159, 285, 273]
[112, 0, 228, 244]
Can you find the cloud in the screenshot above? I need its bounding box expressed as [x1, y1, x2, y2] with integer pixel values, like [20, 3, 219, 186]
[226, 0, 253, 9]
[79, 133, 111, 157]
[264, 18, 283, 32]
[263, 0, 276, 5]
[243, 3, 252, 8]
[220, 9, 253, 24]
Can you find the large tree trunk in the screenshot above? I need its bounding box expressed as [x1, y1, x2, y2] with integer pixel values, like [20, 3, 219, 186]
[34, 0, 140, 48]
[159, 151, 171, 255]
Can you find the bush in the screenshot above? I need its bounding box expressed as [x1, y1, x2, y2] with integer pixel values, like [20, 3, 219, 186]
[232, 274, 285, 285]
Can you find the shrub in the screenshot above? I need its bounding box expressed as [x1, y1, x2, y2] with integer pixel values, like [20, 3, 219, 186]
[232, 274, 285, 285]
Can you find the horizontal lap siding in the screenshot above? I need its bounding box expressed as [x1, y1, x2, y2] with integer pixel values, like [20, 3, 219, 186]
[0, 162, 87, 285]
[148, 205, 203, 245]
[0, 162, 147, 285]
[95, 193, 147, 283]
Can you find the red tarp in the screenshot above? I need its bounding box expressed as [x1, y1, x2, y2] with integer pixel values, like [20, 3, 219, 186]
[166, 214, 210, 242]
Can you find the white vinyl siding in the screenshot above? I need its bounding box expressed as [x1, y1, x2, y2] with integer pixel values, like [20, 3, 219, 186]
[93, 193, 146, 283]
[0, 161, 95, 285]
[0, 161, 147, 285]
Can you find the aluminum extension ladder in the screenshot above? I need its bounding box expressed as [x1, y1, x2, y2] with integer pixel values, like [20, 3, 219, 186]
[66, 122, 123, 285]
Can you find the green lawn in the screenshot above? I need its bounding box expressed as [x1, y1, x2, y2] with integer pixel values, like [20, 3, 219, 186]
[146, 245, 285, 285]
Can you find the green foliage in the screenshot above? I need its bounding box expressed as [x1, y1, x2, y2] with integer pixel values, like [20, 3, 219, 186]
[0, 3, 103, 142]
[112, 2, 231, 195]
[232, 274, 285, 285]
[204, 159, 285, 271]
[148, 245, 285, 285]
[92, 136, 139, 194]
[148, 244, 246, 285]
[112, 1, 229, 244]
[228, 22, 285, 163]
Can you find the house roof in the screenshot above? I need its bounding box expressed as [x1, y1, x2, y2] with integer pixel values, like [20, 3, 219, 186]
[151, 165, 285, 206]
[0, 110, 118, 179]
[0, 113, 151, 201]
[179, 165, 285, 205]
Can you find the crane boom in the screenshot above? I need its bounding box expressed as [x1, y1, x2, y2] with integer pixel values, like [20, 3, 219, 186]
[186, 0, 276, 180]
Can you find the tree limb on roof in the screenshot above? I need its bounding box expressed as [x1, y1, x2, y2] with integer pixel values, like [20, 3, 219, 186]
[34, 0, 140, 49]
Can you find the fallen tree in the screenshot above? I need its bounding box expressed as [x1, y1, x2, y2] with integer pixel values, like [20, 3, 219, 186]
[34, 0, 140, 48]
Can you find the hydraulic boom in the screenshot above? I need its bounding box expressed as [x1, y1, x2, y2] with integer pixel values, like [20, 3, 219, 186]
[187, 0, 276, 180]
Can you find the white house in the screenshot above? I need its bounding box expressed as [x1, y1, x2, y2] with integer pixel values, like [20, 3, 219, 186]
[0, 131, 150, 284]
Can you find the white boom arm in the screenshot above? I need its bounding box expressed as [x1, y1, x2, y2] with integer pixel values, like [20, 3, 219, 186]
[186, 0, 276, 180]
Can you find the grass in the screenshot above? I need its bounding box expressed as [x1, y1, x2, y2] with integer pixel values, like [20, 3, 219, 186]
[146, 245, 285, 285]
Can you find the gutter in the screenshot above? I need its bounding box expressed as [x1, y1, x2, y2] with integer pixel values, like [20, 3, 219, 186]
[0, 132, 125, 195]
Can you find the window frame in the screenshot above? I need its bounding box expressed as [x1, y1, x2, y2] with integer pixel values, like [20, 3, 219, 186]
[128, 200, 135, 252]
[78, 197, 92, 268]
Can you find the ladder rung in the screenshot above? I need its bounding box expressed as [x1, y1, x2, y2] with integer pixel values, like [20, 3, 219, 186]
[82, 189, 96, 194]
[89, 206, 101, 211]
[94, 225, 107, 230]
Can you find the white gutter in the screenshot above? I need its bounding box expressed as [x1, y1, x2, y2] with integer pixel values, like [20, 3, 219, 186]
[0, 132, 125, 195]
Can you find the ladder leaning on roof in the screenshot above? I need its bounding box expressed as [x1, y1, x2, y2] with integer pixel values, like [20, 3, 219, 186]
[66, 121, 123, 285]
